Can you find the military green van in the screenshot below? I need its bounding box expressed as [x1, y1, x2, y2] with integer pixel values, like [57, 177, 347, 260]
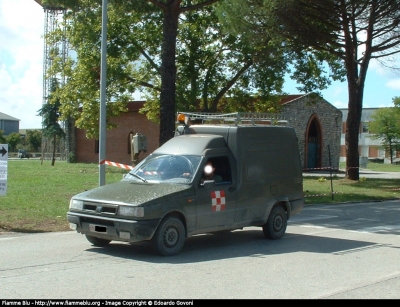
[67, 112, 304, 256]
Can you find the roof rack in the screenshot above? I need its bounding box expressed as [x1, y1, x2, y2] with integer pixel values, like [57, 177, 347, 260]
[177, 112, 288, 126]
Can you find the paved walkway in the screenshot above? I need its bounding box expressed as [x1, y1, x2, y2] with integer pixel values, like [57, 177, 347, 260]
[303, 169, 400, 179]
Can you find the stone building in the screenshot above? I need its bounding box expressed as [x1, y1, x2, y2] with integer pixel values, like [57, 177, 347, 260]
[280, 94, 342, 171]
[73, 93, 342, 171]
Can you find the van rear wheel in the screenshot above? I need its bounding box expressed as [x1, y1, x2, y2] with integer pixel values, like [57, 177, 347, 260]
[85, 235, 111, 247]
[152, 217, 185, 256]
[263, 206, 287, 239]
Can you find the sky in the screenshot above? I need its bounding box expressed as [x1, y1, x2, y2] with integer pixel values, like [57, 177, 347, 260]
[1, 0, 400, 129]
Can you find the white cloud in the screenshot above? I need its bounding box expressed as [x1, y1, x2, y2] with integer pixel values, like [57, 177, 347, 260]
[331, 84, 345, 97]
[369, 55, 400, 78]
[386, 79, 400, 90]
[0, 0, 44, 128]
[331, 100, 347, 109]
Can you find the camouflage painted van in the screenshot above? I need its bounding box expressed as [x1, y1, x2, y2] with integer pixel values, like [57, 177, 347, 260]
[67, 112, 304, 256]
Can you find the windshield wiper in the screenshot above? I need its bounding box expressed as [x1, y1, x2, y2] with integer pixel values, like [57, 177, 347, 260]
[129, 173, 147, 183]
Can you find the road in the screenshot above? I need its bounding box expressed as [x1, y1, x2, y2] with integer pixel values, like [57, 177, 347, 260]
[0, 200, 399, 299]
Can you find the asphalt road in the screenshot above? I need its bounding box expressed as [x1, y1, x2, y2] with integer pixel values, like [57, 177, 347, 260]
[0, 200, 399, 299]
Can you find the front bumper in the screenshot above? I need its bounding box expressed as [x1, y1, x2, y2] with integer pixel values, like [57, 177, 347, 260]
[67, 212, 160, 243]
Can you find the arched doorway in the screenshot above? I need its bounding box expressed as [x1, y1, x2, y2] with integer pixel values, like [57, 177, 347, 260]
[305, 115, 322, 170]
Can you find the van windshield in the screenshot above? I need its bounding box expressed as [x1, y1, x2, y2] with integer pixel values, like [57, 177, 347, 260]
[126, 154, 202, 183]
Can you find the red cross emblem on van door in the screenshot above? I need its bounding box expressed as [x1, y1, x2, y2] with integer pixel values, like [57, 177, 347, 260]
[211, 190, 226, 212]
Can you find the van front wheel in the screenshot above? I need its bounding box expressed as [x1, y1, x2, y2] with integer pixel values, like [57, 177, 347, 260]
[263, 206, 287, 240]
[152, 217, 186, 256]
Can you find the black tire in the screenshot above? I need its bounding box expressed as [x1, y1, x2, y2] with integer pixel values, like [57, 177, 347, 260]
[152, 217, 186, 256]
[262, 206, 287, 240]
[85, 235, 111, 247]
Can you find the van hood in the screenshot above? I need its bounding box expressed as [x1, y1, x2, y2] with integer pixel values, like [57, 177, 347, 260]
[72, 180, 192, 206]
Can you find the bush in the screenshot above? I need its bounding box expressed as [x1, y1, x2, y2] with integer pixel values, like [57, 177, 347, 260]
[68, 153, 77, 163]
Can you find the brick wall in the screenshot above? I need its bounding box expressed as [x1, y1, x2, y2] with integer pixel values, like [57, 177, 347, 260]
[75, 102, 159, 166]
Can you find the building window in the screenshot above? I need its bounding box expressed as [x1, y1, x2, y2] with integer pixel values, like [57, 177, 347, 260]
[361, 122, 369, 133]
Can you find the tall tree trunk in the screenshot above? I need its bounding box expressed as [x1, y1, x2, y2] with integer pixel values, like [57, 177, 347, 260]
[345, 91, 362, 180]
[343, 5, 371, 181]
[159, 2, 180, 146]
[345, 60, 368, 181]
[51, 134, 57, 166]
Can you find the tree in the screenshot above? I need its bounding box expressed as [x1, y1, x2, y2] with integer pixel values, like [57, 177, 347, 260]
[369, 107, 400, 164]
[220, 0, 400, 180]
[46, 0, 222, 146]
[38, 79, 66, 166]
[26, 130, 43, 152]
[46, 0, 294, 146]
[147, 0, 223, 145]
[141, 3, 290, 118]
[45, 0, 336, 157]
[6, 133, 21, 152]
[0, 130, 6, 144]
[392, 96, 400, 107]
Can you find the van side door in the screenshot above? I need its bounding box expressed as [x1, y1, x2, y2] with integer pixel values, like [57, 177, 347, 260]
[195, 155, 237, 230]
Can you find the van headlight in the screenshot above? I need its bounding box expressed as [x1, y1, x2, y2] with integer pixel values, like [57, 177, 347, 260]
[70, 199, 83, 210]
[119, 206, 144, 217]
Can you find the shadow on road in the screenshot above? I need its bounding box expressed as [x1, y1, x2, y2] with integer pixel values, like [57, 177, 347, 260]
[84, 227, 382, 264]
[84, 200, 400, 263]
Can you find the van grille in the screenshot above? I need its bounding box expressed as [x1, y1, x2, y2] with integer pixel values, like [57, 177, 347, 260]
[83, 202, 118, 215]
